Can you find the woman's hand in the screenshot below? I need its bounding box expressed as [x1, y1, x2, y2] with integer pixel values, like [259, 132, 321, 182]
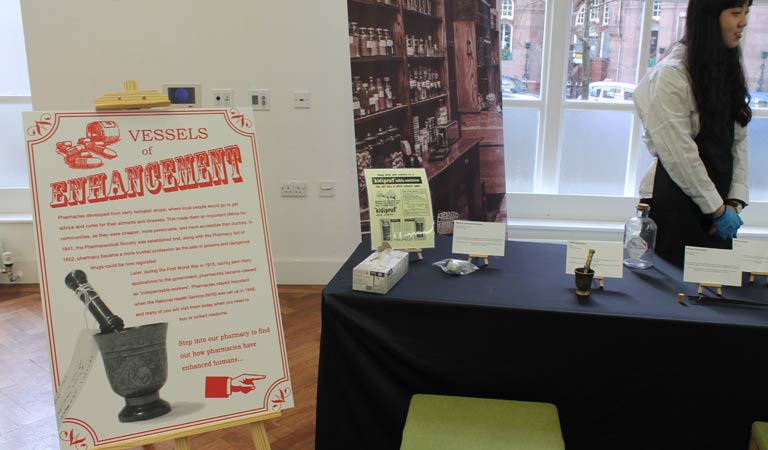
[712, 206, 743, 239]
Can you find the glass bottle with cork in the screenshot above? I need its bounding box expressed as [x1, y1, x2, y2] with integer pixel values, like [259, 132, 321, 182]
[623, 203, 657, 269]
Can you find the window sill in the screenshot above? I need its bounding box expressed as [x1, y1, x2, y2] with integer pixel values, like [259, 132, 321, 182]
[508, 218, 768, 242]
[0, 213, 33, 224]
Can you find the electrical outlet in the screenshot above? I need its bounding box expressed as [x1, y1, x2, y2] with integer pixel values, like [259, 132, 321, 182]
[280, 180, 308, 197]
[211, 88, 233, 107]
[250, 89, 271, 111]
[293, 91, 311, 109]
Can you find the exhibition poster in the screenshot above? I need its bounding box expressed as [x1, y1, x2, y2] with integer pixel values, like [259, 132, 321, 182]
[24, 109, 293, 449]
[364, 168, 435, 250]
[347, 1, 508, 236]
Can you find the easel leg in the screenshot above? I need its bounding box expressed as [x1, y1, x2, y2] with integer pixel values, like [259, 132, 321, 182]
[174, 437, 191, 450]
[250, 421, 272, 450]
[594, 276, 605, 289]
[698, 283, 723, 296]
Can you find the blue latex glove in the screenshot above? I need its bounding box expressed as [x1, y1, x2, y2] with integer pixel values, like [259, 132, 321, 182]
[712, 207, 743, 239]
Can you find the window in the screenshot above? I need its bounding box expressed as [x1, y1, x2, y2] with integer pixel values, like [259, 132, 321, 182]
[652, 0, 661, 19]
[603, 4, 610, 24]
[501, 23, 513, 60]
[0, 0, 32, 195]
[589, 5, 599, 22]
[501, 0, 514, 19]
[501, 0, 768, 223]
[600, 30, 610, 58]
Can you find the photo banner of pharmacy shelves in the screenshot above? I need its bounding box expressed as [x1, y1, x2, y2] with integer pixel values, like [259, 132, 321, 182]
[23, 109, 293, 449]
[348, 0, 508, 237]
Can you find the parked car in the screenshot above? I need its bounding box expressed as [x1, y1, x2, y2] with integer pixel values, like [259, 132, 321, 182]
[501, 76, 527, 94]
[750, 91, 768, 108]
[588, 81, 636, 102]
[501, 76, 538, 100]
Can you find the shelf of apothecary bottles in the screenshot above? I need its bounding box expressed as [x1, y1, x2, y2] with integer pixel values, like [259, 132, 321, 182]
[403, 8, 442, 22]
[349, 0, 400, 11]
[407, 56, 445, 62]
[354, 104, 407, 125]
[351, 56, 404, 63]
[410, 93, 447, 107]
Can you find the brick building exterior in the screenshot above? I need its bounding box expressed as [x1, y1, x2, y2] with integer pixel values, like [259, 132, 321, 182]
[497, 0, 768, 95]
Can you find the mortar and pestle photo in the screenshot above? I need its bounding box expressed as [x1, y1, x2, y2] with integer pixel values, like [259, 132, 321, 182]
[574, 249, 595, 300]
[65, 269, 171, 423]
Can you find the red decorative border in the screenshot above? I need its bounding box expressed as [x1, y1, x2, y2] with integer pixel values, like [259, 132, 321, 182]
[26, 112, 54, 139]
[59, 422, 94, 449]
[27, 109, 291, 446]
[227, 108, 253, 131]
[270, 383, 293, 411]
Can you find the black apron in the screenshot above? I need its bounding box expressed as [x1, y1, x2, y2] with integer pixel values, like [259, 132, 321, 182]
[647, 121, 735, 267]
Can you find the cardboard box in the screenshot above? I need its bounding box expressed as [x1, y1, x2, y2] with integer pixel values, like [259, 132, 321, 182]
[352, 250, 409, 294]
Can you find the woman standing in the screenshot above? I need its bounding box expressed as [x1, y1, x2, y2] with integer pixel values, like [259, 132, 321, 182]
[634, 0, 752, 266]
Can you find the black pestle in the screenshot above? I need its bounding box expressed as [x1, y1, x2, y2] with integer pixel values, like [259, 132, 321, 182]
[65, 269, 125, 334]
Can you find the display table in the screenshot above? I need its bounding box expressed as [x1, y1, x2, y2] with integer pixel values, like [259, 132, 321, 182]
[315, 237, 768, 450]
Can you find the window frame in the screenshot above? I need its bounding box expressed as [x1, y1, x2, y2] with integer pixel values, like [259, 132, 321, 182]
[652, 0, 662, 19]
[501, 23, 513, 55]
[501, 0, 514, 19]
[500, 0, 768, 226]
[589, 4, 599, 22]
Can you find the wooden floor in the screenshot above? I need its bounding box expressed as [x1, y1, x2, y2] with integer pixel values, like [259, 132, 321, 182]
[0, 284, 323, 450]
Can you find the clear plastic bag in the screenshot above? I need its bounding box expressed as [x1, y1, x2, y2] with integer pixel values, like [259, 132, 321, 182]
[433, 258, 479, 276]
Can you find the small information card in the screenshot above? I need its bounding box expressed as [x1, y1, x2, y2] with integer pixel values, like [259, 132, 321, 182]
[452, 220, 506, 257]
[733, 239, 768, 273]
[683, 246, 742, 286]
[566, 241, 624, 278]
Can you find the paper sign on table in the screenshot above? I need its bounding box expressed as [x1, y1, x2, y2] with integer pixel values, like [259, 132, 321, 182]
[733, 239, 768, 273]
[451, 220, 506, 257]
[365, 168, 435, 250]
[566, 241, 624, 278]
[683, 246, 742, 286]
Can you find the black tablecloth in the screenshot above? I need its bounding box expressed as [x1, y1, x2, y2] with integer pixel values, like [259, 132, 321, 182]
[315, 237, 768, 450]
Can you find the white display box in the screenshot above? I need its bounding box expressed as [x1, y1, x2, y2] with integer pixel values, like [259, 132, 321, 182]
[352, 250, 409, 294]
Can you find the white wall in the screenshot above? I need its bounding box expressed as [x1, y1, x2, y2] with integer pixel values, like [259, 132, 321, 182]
[13, 0, 361, 284]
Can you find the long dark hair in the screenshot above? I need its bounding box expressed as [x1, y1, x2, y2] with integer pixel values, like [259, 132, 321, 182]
[683, 0, 752, 135]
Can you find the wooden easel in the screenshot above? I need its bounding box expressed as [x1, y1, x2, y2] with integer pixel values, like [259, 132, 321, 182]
[467, 254, 489, 266]
[94, 410, 282, 450]
[91, 81, 281, 450]
[698, 283, 723, 296]
[95, 80, 171, 110]
[403, 248, 424, 260]
[748, 272, 768, 284]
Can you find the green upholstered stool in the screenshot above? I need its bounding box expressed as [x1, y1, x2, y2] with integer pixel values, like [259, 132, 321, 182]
[750, 422, 768, 450]
[400, 394, 565, 450]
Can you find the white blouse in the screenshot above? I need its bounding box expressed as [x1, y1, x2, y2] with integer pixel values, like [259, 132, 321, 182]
[634, 43, 748, 214]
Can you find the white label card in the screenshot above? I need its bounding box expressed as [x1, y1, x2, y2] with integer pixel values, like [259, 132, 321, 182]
[733, 239, 768, 273]
[451, 220, 506, 257]
[683, 246, 742, 286]
[566, 241, 624, 278]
